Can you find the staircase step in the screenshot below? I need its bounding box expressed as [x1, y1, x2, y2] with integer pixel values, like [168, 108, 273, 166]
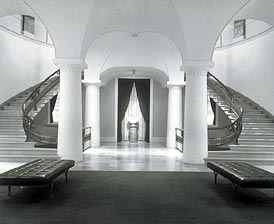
[0, 142, 35, 148]
[243, 114, 268, 119]
[243, 123, 274, 128]
[0, 118, 22, 122]
[239, 136, 274, 141]
[243, 118, 273, 123]
[0, 136, 26, 142]
[0, 154, 59, 162]
[238, 139, 274, 145]
[0, 111, 22, 115]
[244, 110, 263, 114]
[230, 144, 274, 151]
[208, 151, 274, 159]
[0, 148, 57, 155]
[0, 121, 22, 125]
[242, 127, 274, 132]
[0, 127, 23, 131]
[3, 106, 22, 110]
[0, 130, 25, 135]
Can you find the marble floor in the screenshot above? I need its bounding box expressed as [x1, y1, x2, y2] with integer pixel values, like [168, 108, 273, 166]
[0, 142, 209, 173]
[1, 142, 274, 173]
[73, 142, 210, 172]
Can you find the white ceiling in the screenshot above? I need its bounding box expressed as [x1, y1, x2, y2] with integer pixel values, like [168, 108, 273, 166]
[0, 0, 273, 83]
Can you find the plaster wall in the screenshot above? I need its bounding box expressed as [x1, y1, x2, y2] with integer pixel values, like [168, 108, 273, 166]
[152, 80, 168, 142]
[212, 30, 274, 115]
[0, 28, 56, 103]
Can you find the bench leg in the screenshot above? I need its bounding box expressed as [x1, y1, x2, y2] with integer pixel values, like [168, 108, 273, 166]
[8, 186, 11, 197]
[214, 172, 218, 184]
[48, 182, 54, 199]
[65, 170, 68, 183]
[232, 183, 238, 198]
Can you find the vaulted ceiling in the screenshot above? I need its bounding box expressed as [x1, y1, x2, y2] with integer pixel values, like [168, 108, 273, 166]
[0, 0, 273, 83]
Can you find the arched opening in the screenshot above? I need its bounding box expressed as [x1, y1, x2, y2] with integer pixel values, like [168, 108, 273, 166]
[99, 67, 169, 144]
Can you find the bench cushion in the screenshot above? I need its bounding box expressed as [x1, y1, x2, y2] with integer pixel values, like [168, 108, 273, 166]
[207, 161, 274, 188]
[0, 158, 75, 186]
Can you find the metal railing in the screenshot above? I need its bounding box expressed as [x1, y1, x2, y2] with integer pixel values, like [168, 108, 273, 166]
[83, 127, 92, 151]
[175, 72, 244, 152]
[22, 70, 91, 149]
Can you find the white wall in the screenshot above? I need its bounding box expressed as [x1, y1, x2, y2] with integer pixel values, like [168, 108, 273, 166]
[152, 80, 168, 142]
[211, 30, 274, 115]
[100, 79, 116, 142]
[0, 28, 56, 103]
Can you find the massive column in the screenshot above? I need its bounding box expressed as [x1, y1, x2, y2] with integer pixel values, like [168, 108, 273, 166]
[182, 61, 214, 164]
[166, 83, 183, 148]
[54, 59, 86, 162]
[83, 81, 101, 147]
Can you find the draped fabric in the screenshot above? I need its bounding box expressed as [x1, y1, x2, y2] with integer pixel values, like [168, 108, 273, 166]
[121, 84, 146, 141]
[50, 94, 58, 123]
[135, 79, 150, 142]
[117, 79, 135, 142]
[210, 97, 216, 125]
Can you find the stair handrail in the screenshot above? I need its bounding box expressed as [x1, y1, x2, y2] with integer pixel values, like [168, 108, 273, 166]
[22, 70, 60, 144]
[22, 70, 92, 149]
[175, 72, 244, 151]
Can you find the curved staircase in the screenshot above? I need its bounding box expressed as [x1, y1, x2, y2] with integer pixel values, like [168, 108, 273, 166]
[0, 81, 59, 162]
[207, 89, 274, 165]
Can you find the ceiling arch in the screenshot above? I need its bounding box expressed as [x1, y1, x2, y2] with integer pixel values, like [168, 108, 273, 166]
[0, 0, 35, 18]
[81, 0, 187, 60]
[233, 0, 274, 27]
[100, 66, 169, 87]
[85, 30, 184, 84]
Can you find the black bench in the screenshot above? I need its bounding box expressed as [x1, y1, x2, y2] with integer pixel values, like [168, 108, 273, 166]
[207, 161, 274, 197]
[0, 158, 75, 197]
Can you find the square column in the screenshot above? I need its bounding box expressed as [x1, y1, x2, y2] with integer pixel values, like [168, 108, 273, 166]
[83, 81, 101, 147]
[166, 83, 184, 148]
[54, 59, 87, 162]
[182, 61, 214, 164]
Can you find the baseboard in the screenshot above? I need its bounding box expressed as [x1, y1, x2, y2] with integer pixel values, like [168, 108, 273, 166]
[101, 137, 116, 143]
[151, 137, 166, 143]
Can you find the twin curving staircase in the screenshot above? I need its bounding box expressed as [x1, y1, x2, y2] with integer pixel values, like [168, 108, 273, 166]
[0, 69, 273, 164]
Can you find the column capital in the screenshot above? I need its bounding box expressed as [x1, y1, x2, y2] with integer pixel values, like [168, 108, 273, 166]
[54, 58, 88, 71]
[166, 81, 185, 89]
[181, 61, 214, 75]
[82, 80, 102, 87]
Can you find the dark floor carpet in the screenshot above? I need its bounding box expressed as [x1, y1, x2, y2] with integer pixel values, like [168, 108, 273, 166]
[0, 171, 274, 224]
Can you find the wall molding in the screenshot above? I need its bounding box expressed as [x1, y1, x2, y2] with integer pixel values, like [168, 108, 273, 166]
[215, 27, 274, 51]
[0, 25, 53, 48]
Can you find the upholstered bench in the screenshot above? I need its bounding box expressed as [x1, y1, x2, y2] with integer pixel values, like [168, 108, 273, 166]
[207, 161, 274, 197]
[0, 158, 75, 197]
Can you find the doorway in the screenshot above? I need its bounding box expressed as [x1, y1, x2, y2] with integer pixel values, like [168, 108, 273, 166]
[117, 78, 150, 142]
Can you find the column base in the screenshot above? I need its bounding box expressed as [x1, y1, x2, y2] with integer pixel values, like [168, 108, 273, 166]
[183, 157, 206, 165]
[166, 142, 176, 149]
[59, 153, 83, 162]
[91, 142, 100, 147]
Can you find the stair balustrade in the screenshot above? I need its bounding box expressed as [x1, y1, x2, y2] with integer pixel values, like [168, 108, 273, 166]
[175, 72, 244, 151]
[22, 70, 91, 149]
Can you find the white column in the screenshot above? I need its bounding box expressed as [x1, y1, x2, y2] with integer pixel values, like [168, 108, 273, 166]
[182, 61, 214, 164]
[83, 81, 101, 147]
[166, 84, 183, 148]
[54, 59, 86, 162]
